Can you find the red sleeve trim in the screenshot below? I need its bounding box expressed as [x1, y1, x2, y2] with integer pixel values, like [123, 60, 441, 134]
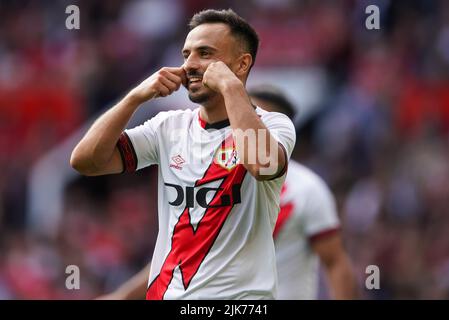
[117, 132, 138, 173]
[308, 226, 341, 243]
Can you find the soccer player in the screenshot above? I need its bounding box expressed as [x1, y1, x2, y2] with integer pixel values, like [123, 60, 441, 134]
[70, 9, 295, 300]
[250, 85, 358, 299]
[101, 85, 357, 300]
[97, 86, 358, 300]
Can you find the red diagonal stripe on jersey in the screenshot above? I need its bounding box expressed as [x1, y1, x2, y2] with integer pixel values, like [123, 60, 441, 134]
[273, 183, 294, 239]
[273, 201, 294, 239]
[146, 135, 246, 300]
[280, 184, 287, 196]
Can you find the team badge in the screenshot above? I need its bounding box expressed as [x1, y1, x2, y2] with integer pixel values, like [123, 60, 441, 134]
[214, 147, 240, 170]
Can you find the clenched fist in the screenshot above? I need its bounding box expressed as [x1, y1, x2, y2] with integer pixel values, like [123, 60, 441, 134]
[202, 61, 241, 93]
[129, 67, 187, 104]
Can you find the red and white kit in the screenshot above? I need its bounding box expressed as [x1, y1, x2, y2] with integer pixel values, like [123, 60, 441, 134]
[274, 160, 340, 299]
[118, 107, 296, 299]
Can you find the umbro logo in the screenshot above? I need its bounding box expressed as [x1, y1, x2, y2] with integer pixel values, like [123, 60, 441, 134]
[170, 154, 185, 170]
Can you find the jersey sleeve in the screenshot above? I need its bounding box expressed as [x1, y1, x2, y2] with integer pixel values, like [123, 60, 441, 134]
[120, 112, 167, 171]
[302, 177, 341, 241]
[261, 111, 296, 160]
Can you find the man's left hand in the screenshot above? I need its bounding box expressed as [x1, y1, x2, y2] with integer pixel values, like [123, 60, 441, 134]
[202, 61, 241, 92]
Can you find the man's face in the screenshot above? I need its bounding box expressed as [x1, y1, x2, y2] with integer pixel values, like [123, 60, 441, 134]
[182, 23, 239, 104]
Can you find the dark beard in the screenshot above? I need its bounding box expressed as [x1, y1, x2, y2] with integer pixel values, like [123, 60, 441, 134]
[188, 90, 213, 104]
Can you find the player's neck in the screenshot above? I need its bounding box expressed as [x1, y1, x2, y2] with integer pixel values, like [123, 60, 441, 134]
[199, 100, 228, 124]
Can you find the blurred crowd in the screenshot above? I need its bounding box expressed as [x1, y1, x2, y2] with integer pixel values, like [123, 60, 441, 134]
[1, 0, 449, 299]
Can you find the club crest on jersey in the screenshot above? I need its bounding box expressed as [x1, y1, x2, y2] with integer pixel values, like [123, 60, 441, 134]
[214, 147, 239, 171]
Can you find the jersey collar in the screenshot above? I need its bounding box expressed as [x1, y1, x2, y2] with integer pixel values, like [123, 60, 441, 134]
[198, 113, 230, 130]
[197, 105, 259, 130]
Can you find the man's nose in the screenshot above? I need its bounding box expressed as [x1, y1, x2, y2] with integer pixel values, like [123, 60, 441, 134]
[183, 54, 200, 73]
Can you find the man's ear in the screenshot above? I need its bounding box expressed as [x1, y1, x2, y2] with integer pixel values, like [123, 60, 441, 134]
[235, 53, 252, 77]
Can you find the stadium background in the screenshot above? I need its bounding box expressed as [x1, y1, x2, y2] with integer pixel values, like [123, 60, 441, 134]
[1, 0, 448, 299]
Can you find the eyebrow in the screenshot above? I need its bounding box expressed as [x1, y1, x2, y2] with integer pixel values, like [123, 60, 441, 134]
[182, 45, 218, 55]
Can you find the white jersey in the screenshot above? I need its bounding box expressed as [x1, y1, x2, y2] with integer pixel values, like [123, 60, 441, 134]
[120, 107, 295, 300]
[274, 161, 340, 300]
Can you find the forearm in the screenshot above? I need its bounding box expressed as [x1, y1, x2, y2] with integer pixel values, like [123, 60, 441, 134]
[98, 264, 150, 300]
[70, 94, 141, 175]
[222, 80, 265, 132]
[71, 66, 185, 175]
[325, 257, 359, 299]
[112, 265, 150, 300]
[221, 81, 282, 179]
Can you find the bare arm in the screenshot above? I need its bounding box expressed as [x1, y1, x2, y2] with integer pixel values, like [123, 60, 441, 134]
[97, 264, 150, 300]
[311, 232, 359, 299]
[203, 62, 287, 181]
[70, 67, 186, 176]
[70, 95, 140, 176]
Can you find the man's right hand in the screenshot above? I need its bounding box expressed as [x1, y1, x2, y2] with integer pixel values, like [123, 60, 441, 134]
[70, 67, 186, 177]
[128, 67, 187, 104]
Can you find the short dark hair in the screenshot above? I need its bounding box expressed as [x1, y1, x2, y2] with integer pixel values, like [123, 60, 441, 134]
[189, 9, 259, 69]
[248, 85, 297, 119]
